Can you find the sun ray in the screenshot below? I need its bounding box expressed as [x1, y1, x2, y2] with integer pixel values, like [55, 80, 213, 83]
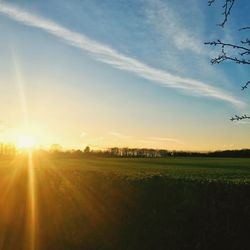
[27, 152, 38, 250]
[10, 47, 29, 129]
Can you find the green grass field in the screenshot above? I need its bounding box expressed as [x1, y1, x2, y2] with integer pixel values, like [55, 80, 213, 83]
[50, 157, 250, 183]
[0, 156, 250, 250]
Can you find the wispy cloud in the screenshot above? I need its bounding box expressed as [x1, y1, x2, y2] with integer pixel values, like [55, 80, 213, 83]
[0, 2, 244, 107]
[0, 121, 6, 132]
[144, 0, 235, 89]
[80, 132, 88, 137]
[145, 0, 206, 55]
[148, 137, 181, 144]
[109, 132, 130, 139]
[108, 132, 182, 145]
[89, 137, 105, 142]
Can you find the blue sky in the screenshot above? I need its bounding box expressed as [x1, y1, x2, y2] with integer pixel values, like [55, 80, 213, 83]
[0, 0, 249, 150]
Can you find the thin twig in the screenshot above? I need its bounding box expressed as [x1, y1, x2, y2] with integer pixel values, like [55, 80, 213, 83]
[231, 114, 250, 121]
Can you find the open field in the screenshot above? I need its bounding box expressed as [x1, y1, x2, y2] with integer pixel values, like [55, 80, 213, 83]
[0, 156, 250, 250]
[49, 156, 250, 183]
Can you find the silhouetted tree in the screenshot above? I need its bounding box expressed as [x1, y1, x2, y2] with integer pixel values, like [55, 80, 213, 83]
[205, 0, 250, 121]
[83, 146, 91, 154]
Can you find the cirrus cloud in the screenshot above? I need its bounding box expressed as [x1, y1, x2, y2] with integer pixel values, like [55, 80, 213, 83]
[0, 2, 244, 107]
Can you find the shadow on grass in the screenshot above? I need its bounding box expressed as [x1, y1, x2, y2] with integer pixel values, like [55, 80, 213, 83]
[37, 173, 250, 250]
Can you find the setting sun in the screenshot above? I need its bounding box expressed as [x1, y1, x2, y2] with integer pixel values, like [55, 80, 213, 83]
[17, 135, 36, 149]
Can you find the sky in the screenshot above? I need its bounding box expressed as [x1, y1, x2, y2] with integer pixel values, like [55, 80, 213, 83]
[0, 0, 249, 151]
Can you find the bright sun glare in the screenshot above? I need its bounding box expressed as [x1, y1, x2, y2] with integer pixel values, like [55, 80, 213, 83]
[17, 135, 36, 149]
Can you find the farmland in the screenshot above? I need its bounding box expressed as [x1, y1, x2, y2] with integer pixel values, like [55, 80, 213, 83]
[49, 156, 250, 183]
[0, 156, 250, 250]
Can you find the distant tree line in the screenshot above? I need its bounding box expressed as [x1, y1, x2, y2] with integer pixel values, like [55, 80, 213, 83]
[44, 146, 250, 158]
[1, 143, 250, 158]
[0, 143, 16, 156]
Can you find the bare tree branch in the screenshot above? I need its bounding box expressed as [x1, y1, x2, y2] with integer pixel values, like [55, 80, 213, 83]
[230, 115, 250, 121]
[205, 40, 250, 65]
[241, 81, 250, 91]
[207, 0, 249, 121]
[208, 0, 216, 6]
[205, 0, 250, 87]
[205, 40, 250, 54]
[239, 27, 250, 31]
[208, 0, 236, 27]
